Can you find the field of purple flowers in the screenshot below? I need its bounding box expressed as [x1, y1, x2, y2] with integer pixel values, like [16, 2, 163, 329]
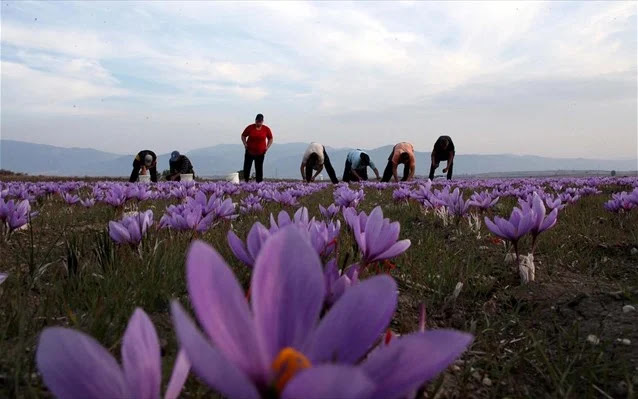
[1, 176, 637, 398]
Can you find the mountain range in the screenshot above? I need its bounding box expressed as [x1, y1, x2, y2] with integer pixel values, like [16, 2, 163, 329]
[1, 139, 636, 179]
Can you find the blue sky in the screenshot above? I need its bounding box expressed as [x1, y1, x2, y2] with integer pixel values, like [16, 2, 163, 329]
[1, 1, 636, 159]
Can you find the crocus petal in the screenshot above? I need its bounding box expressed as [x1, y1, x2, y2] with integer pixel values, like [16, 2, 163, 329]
[323, 258, 339, 295]
[326, 274, 351, 305]
[277, 210, 291, 228]
[378, 221, 401, 252]
[0, 272, 7, 285]
[127, 218, 143, 243]
[373, 239, 411, 262]
[170, 302, 260, 399]
[532, 194, 546, 228]
[186, 240, 264, 380]
[495, 217, 516, 240]
[109, 221, 131, 244]
[121, 308, 161, 399]
[306, 275, 397, 364]
[353, 220, 366, 256]
[251, 226, 326, 363]
[36, 327, 129, 399]
[246, 222, 270, 260]
[539, 208, 558, 233]
[364, 207, 385, 253]
[282, 365, 375, 399]
[164, 349, 190, 399]
[362, 330, 473, 399]
[227, 230, 254, 266]
[484, 217, 504, 239]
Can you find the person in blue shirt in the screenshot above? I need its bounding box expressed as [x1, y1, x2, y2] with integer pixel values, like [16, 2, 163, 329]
[342, 149, 380, 182]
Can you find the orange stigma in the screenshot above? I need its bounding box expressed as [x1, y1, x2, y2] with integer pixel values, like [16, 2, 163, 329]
[271, 347, 311, 393]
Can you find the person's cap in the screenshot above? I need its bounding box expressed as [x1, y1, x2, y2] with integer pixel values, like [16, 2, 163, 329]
[170, 151, 180, 162]
[255, 113, 264, 121]
[144, 154, 153, 167]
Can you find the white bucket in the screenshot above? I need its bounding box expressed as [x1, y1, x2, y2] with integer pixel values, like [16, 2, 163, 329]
[138, 174, 151, 183]
[226, 172, 240, 184]
[180, 173, 194, 182]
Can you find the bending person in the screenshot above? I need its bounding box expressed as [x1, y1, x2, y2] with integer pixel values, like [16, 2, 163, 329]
[382, 142, 416, 182]
[129, 150, 157, 183]
[343, 149, 380, 182]
[167, 151, 195, 181]
[429, 135, 455, 180]
[241, 113, 273, 183]
[300, 142, 339, 183]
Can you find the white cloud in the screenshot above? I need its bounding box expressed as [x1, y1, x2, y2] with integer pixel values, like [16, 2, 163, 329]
[1, 61, 128, 114]
[0, 1, 636, 157]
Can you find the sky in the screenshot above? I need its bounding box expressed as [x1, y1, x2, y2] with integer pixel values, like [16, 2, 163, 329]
[1, 1, 637, 159]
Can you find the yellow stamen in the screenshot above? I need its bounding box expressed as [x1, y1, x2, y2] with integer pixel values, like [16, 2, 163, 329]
[271, 347, 312, 393]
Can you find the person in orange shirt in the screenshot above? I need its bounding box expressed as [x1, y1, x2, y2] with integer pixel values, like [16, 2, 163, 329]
[381, 142, 416, 182]
[241, 113, 273, 183]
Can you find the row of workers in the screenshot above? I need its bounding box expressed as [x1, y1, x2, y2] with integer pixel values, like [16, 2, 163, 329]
[129, 113, 455, 183]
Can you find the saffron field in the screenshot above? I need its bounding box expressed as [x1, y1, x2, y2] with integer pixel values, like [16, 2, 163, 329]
[1, 176, 637, 398]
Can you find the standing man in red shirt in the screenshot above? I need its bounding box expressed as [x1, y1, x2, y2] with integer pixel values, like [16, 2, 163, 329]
[241, 113, 273, 183]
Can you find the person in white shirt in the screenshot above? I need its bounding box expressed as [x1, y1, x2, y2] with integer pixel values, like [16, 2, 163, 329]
[300, 142, 339, 183]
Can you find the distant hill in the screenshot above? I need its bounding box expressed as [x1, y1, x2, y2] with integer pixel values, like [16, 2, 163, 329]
[1, 139, 636, 179]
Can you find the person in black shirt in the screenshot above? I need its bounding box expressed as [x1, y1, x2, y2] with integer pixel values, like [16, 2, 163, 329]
[429, 136, 455, 180]
[167, 151, 195, 181]
[129, 150, 158, 182]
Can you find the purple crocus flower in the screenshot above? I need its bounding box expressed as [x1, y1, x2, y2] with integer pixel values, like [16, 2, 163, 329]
[351, 206, 411, 265]
[440, 188, 470, 218]
[324, 259, 359, 306]
[334, 186, 365, 208]
[410, 182, 444, 208]
[109, 210, 154, 245]
[36, 308, 190, 399]
[0, 272, 7, 285]
[484, 207, 534, 243]
[604, 190, 638, 213]
[343, 207, 368, 232]
[484, 206, 535, 260]
[0, 198, 34, 232]
[210, 197, 238, 221]
[103, 185, 127, 208]
[468, 191, 499, 210]
[271, 190, 299, 207]
[268, 208, 310, 233]
[80, 198, 96, 208]
[126, 185, 152, 202]
[231, 209, 340, 267]
[530, 195, 558, 236]
[544, 195, 566, 211]
[171, 227, 472, 399]
[319, 203, 340, 220]
[240, 194, 263, 214]
[227, 222, 271, 268]
[392, 187, 412, 203]
[159, 203, 215, 233]
[62, 193, 81, 205]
